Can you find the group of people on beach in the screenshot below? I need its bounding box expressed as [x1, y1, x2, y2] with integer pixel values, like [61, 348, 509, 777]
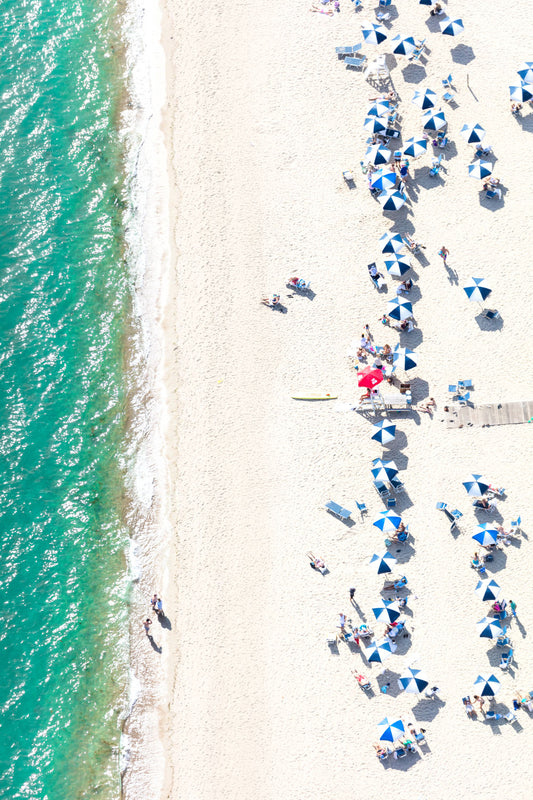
[143, 593, 165, 636]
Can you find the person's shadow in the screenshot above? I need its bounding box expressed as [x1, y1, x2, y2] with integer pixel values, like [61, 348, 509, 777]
[158, 613, 172, 630]
[147, 634, 162, 653]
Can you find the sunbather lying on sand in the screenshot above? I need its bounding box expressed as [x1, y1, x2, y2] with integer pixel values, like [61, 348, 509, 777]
[309, 2, 333, 14]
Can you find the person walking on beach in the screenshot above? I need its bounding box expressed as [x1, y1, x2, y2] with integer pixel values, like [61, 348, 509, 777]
[438, 245, 449, 264]
[155, 597, 164, 617]
[151, 594, 158, 611]
[509, 600, 517, 617]
[143, 618, 152, 636]
[349, 587, 356, 603]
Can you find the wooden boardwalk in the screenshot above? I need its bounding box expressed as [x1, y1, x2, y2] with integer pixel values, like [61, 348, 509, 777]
[446, 400, 533, 429]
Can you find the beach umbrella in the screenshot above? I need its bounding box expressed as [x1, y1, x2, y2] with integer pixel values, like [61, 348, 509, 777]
[474, 578, 501, 602]
[393, 344, 418, 371]
[440, 17, 464, 36]
[371, 419, 397, 445]
[460, 123, 486, 143]
[421, 108, 447, 130]
[472, 526, 498, 547]
[463, 277, 491, 303]
[373, 600, 401, 624]
[366, 144, 391, 166]
[368, 100, 391, 117]
[380, 232, 405, 254]
[387, 296, 413, 321]
[473, 673, 501, 697]
[362, 22, 387, 46]
[358, 366, 384, 389]
[517, 62, 533, 84]
[366, 639, 395, 664]
[363, 115, 388, 134]
[398, 667, 429, 695]
[378, 190, 406, 212]
[392, 35, 417, 57]
[369, 551, 397, 575]
[373, 509, 403, 532]
[477, 616, 503, 639]
[468, 161, 492, 180]
[371, 461, 399, 483]
[377, 716, 405, 742]
[412, 88, 437, 110]
[510, 83, 533, 102]
[384, 253, 411, 276]
[463, 474, 490, 496]
[419, 0, 432, 4]
[403, 136, 428, 159]
[370, 169, 397, 192]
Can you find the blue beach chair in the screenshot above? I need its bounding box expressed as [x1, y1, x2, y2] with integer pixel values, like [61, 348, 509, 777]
[325, 500, 352, 520]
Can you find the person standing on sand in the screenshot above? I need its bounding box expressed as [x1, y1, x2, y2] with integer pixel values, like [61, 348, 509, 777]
[143, 619, 152, 635]
[151, 594, 158, 611]
[438, 246, 449, 264]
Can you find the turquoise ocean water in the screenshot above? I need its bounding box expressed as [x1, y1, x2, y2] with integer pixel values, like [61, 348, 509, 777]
[0, 0, 133, 797]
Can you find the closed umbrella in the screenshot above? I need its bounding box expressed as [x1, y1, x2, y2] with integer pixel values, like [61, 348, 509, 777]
[373, 509, 402, 532]
[472, 526, 498, 547]
[392, 35, 417, 57]
[366, 639, 395, 664]
[393, 344, 417, 371]
[370, 168, 397, 192]
[421, 108, 447, 130]
[477, 616, 503, 639]
[517, 62, 533, 84]
[387, 296, 413, 321]
[440, 17, 464, 36]
[461, 123, 486, 143]
[373, 600, 401, 624]
[366, 144, 391, 166]
[473, 674, 501, 697]
[362, 22, 387, 46]
[378, 190, 406, 211]
[468, 161, 492, 180]
[371, 461, 398, 483]
[364, 115, 388, 134]
[474, 578, 501, 602]
[380, 232, 405, 253]
[384, 253, 411, 277]
[371, 419, 397, 445]
[398, 667, 429, 695]
[403, 136, 428, 159]
[369, 551, 397, 574]
[377, 717, 404, 742]
[510, 83, 533, 102]
[358, 366, 384, 389]
[463, 474, 489, 496]
[412, 88, 437, 110]
[463, 277, 491, 303]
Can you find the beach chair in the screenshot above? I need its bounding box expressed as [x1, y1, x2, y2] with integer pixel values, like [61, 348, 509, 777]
[353, 0, 363, 10]
[384, 128, 400, 139]
[352, 670, 372, 690]
[378, 0, 391, 5]
[386, 497, 397, 509]
[384, 575, 407, 591]
[436, 501, 447, 510]
[475, 145, 493, 158]
[447, 384, 457, 395]
[356, 500, 368, 518]
[374, 480, 390, 499]
[451, 509, 463, 521]
[486, 187, 502, 200]
[458, 392, 471, 406]
[325, 500, 352, 521]
[496, 628, 510, 647]
[390, 476, 405, 493]
[505, 712, 517, 723]
[500, 649, 513, 670]
[463, 696, 475, 717]
[443, 91, 456, 103]
[442, 74, 453, 89]
[510, 516, 522, 534]
[457, 379, 473, 390]
[376, 11, 391, 22]
[480, 309, 501, 320]
[394, 748, 407, 759]
[486, 711, 503, 721]
[429, 155, 442, 176]
[345, 56, 367, 69]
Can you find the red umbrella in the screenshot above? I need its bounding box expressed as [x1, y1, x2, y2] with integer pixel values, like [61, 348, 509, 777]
[358, 367, 384, 389]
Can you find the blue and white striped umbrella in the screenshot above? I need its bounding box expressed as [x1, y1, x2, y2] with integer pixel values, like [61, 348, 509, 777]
[393, 344, 418, 371]
[371, 419, 397, 445]
[369, 551, 397, 574]
[463, 277, 491, 302]
[440, 17, 464, 36]
[403, 136, 428, 159]
[384, 253, 411, 276]
[463, 474, 490, 496]
[366, 145, 391, 166]
[412, 88, 437, 110]
[373, 600, 401, 624]
[419, 0, 432, 4]
[517, 62, 533, 84]
[380, 232, 405, 253]
[363, 115, 388, 133]
[362, 22, 387, 46]
[474, 578, 501, 602]
[421, 108, 447, 130]
[377, 716, 405, 742]
[468, 161, 493, 180]
[392, 35, 417, 56]
[461, 123, 486, 143]
[371, 460, 399, 483]
[373, 509, 402, 532]
[398, 667, 429, 695]
[387, 296, 413, 320]
[370, 168, 397, 192]
[378, 190, 406, 211]
[367, 100, 391, 117]
[510, 83, 533, 102]
[472, 526, 498, 547]
[477, 616, 503, 639]
[473, 673, 501, 697]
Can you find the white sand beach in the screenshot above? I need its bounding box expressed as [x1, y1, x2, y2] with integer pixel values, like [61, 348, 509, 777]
[125, 1, 533, 798]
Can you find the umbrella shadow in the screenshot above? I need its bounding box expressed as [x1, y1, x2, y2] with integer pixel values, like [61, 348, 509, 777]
[435, 139, 458, 160]
[375, 6, 399, 23]
[424, 15, 442, 33]
[482, 550, 507, 572]
[410, 698, 445, 723]
[451, 44, 476, 64]
[393, 632, 412, 656]
[399, 327, 423, 347]
[406, 284, 422, 303]
[390, 542, 416, 564]
[375, 668, 402, 697]
[382, 750, 421, 770]
[514, 113, 533, 134]
[479, 192, 505, 210]
[401, 64, 426, 84]
[409, 377, 429, 403]
[475, 312, 504, 331]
